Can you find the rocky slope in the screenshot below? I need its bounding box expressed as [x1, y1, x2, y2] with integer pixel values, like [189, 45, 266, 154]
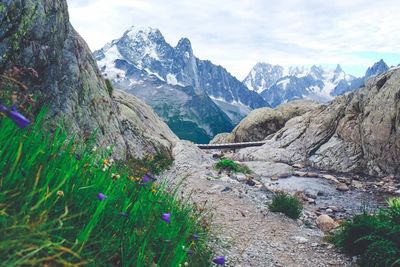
[237, 69, 400, 176]
[163, 142, 354, 266]
[211, 100, 320, 143]
[0, 0, 177, 159]
[94, 27, 267, 134]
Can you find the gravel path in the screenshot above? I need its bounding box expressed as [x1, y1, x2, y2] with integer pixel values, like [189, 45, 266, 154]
[164, 142, 355, 267]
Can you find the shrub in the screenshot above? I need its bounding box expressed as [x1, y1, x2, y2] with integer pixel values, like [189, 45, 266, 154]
[215, 159, 251, 174]
[0, 110, 212, 266]
[122, 153, 173, 178]
[330, 198, 400, 267]
[359, 239, 399, 267]
[105, 79, 113, 97]
[268, 192, 303, 220]
[330, 212, 383, 255]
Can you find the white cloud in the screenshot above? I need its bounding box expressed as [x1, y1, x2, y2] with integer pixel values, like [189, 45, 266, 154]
[67, 0, 400, 79]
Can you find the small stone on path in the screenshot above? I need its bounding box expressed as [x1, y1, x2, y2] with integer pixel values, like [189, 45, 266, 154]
[336, 183, 349, 192]
[316, 215, 338, 232]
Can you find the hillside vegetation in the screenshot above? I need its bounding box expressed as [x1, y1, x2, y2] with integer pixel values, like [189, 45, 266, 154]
[0, 111, 212, 266]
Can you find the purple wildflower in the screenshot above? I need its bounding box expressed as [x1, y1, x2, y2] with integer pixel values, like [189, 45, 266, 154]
[142, 174, 150, 183]
[0, 105, 6, 112]
[119, 212, 129, 217]
[75, 154, 81, 160]
[186, 249, 194, 256]
[192, 233, 199, 240]
[161, 213, 171, 224]
[97, 192, 108, 201]
[213, 256, 225, 265]
[0, 105, 30, 128]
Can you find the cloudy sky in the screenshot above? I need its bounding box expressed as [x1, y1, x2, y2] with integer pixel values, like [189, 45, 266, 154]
[67, 0, 400, 79]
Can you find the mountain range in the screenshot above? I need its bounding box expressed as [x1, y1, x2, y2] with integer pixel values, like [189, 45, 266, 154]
[94, 26, 267, 143]
[243, 60, 390, 107]
[95, 26, 394, 142]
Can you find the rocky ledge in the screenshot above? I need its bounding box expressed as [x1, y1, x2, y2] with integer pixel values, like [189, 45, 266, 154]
[0, 0, 177, 159]
[211, 100, 320, 143]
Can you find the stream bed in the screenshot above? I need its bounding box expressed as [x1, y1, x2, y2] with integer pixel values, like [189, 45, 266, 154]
[261, 175, 387, 219]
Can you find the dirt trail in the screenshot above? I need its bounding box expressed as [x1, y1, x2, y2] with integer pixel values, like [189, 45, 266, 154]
[164, 142, 355, 267]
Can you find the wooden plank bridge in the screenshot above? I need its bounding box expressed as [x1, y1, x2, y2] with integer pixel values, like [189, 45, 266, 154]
[196, 141, 266, 150]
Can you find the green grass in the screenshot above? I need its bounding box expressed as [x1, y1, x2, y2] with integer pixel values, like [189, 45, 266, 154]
[330, 198, 400, 267]
[166, 116, 211, 144]
[105, 79, 113, 97]
[215, 159, 251, 174]
[268, 192, 303, 220]
[0, 110, 213, 266]
[122, 153, 174, 179]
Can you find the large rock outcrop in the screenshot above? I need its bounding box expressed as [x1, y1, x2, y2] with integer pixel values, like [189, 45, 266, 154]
[0, 0, 177, 158]
[238, 69, 400, 176]
[112, 90, 177, 157]
[211, 100, 319, 143]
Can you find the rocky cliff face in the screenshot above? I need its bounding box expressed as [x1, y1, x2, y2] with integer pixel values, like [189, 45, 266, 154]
[195, 59, 267, 111]
[211, 100, 320, 143]
[238, 69, 400, 176]
[0, 0, 177, 159]
[121, 74, 234, 144]
[365, 59, 389, 79]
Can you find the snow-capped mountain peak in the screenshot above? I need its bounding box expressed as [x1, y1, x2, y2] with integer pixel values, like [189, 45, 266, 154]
[175, 38, 194, 59]
[244, 59, 392, 107]
[309, 65, 324, 80]
[94, 26, 268, 140]
[243, 62, 284, 93]
[365, 59, 389, 79]
[243, 62, 355, 107]
[95, 26, 268, 113]
[287, 66, 307, 77]
[335, 64, 343, 73]
[176, 37, 192, 50]
[124, 26, 164, 42]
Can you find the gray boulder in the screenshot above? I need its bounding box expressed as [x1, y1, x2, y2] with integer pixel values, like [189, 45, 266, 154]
[238, 69, 400, 176]
[211, 100, 320, 143]
[112, 90, 177, 157]
[0, 0, 177, 159]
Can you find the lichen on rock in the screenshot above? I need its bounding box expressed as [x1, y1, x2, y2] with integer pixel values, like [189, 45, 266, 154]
[0, 0, 177, 160]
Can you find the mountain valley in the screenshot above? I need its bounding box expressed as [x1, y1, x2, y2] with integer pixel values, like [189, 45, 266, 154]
[96, 27, 395, 142]
[1, 1, 400, 266]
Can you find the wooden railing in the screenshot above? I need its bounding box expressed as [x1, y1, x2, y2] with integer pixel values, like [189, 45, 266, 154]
[196, 141, 266, 150]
